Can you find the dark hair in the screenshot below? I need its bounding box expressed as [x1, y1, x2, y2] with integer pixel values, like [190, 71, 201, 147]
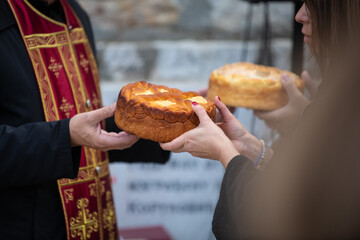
[303, 0, 360, 72]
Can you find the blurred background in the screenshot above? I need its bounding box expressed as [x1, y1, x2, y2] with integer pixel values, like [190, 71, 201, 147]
[77, 0, 314, 239]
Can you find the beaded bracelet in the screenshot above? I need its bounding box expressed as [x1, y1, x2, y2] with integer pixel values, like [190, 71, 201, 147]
[254, 139, 272, 170]
[254, 139, 266, 167]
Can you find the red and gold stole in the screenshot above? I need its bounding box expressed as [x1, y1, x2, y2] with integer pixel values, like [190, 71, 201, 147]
[7, 0, 118, 239]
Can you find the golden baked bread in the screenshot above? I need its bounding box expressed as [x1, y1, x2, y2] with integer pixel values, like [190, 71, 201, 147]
[207, 62, 305, 110]
[115, 81, 216, 142]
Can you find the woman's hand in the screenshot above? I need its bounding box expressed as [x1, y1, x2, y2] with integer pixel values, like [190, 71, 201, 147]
[197, 87, 208, 98]
[254, 71, 317, 135]
[197, 87, 236, 122]
[215, 97, 263, 162]
[69, 103, 139, 151]
[160, 102, 239, 168]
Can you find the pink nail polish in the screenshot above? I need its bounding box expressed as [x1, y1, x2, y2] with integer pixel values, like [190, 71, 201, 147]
[192, 101, 199, 106]
[281, 74, 290, 84]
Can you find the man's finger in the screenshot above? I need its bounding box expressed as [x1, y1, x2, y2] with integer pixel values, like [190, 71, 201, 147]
[100, 130, 135, 138]
[97, 132, 139, 150]
[89, 102, 116, 124]
[301, 71, 317, 98]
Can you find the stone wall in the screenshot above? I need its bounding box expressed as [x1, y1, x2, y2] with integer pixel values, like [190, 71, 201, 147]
[78, 0, 297, 85]
[79, 0, 294, 41]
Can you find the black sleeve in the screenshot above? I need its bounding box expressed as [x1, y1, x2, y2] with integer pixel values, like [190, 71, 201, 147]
[0, 119, 81, 187]
[105, 116, 171, 164]
[212, 155, 258, 239]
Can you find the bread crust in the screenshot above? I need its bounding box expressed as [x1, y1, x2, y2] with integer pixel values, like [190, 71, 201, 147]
[207, 62, 305, 110]
[115, 81, 216, 142]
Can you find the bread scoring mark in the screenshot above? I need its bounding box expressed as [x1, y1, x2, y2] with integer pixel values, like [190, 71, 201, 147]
[134, 89, 169, 96]
[255, 70, 271, 78]
[135, 90, 154, 95]
[152, 100, 176, 107]
[187, 96, 207, 104]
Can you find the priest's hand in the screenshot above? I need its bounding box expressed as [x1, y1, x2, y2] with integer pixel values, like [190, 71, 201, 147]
[160, 101, 239, 168]
[69, 103, 139, 151]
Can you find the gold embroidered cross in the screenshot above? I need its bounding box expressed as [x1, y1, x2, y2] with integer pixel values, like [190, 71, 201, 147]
[80, 53, 90, 74]
[70, 198, 99, 240]
[48, 57, 63, 78]
[59, 97, 74, 118]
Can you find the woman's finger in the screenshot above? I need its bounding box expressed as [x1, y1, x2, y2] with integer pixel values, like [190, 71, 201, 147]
[281, 74, 303, 101]
[191, 102, 212, 124]
[301, 71, 317, 98]
[214, 96, 237, 122]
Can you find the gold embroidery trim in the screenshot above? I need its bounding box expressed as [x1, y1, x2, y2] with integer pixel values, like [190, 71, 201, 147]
[83, 41, 103, 109]
[58, 164, 110, 186]
[58, 44, 86, 114]
[92, 92, 101, 109]
[24, 29, 87, 50]
[64, 189, 75, 204]
[28, 49, 60, 121]
[103, 191, 116, 240]
[79, 53, 90, 74]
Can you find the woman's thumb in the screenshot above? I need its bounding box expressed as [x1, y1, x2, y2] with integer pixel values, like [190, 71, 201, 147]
[215, 96, 236, 122]
[281, 74, 302, 101]
[191, 102, 212, 124]
[301, 71, 317, 98]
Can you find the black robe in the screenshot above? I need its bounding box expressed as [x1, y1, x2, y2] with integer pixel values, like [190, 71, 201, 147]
[0, 0, 169, 239]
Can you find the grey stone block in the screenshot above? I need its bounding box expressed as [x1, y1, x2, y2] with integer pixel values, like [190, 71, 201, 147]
[98, 39, 292, 85]
[79, 0, 295, 41]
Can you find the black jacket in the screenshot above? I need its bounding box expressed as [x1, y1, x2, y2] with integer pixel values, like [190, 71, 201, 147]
[212, 155, 258, 240]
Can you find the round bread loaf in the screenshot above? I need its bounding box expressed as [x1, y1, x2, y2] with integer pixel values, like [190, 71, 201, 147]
[115, 81, 216, 142]
[207, 62, 305, 110]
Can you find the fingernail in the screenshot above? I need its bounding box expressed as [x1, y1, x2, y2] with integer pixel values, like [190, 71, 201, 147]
[281, 74, 290, 84]
[217, 96, 221, 101]
[192, 101, 199, 106]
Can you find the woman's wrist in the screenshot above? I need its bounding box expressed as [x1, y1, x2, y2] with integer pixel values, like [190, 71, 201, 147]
[239, 132, 263, 162]
[218, 140, 240, 169]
